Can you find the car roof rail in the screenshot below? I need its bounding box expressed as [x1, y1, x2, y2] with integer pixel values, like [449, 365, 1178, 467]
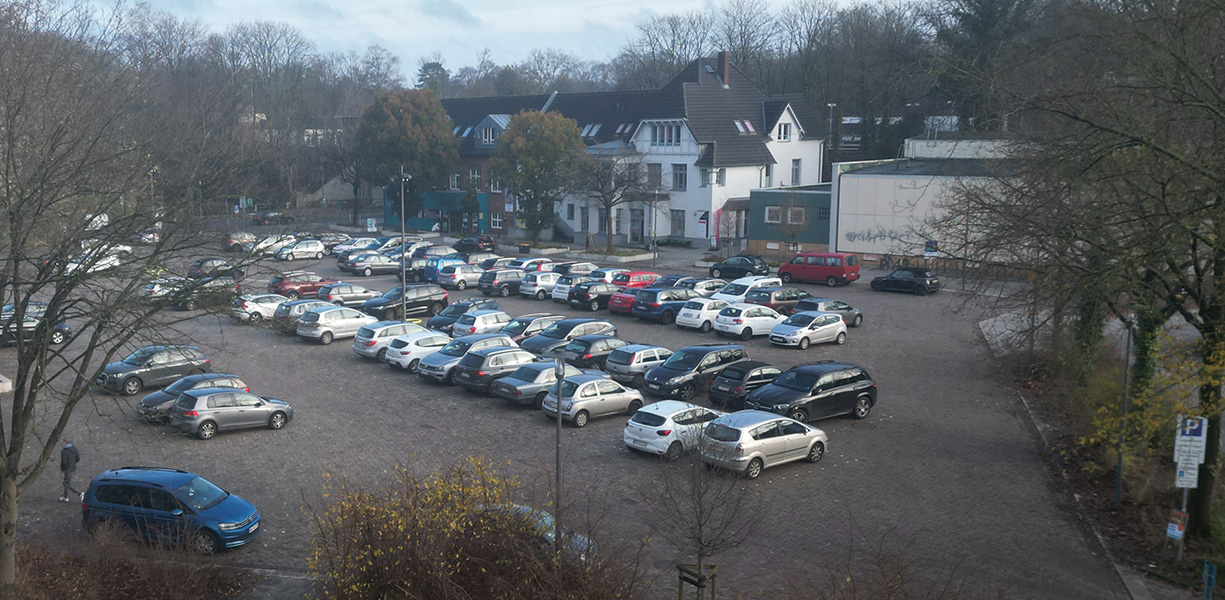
[115, 466, 190, 473]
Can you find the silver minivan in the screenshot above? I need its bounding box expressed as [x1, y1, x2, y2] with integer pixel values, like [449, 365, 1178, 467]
[700, 410, 827, 479]
[541, 374, 645, 428]
[450, 310, 512, 336]
[352, 321, 430, 360]
[296, 306, 378, 345]
[604, 344, 674, 388]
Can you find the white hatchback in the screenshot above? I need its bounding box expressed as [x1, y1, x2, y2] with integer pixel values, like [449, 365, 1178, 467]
[711, 276, 783, 303]
[551, 275, 582, 303]
[352, 321, 430, 360]
[230, 293, 289, 322]
[714, 303, 786, 340]
[623, 400, 724, 461]
[674, 298, 729, 333]
[384, 331, 452, 372]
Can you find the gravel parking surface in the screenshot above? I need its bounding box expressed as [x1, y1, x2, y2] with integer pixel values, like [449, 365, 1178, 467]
[10, 248, 1127, 598]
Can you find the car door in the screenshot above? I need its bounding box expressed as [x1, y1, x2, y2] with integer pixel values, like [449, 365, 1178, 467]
[750, 422, 788, 466]
[829, 369, 864, 415]
[148, 350, 182, 386]
[232, 392, 268, 428]
[206, 393, 241, 429]
[144, 487, 190, 544]
[804, 374, 840, 419]
[596, 379, 630, 416]
[779, 421, 812, 461]
[886, 269, 911, 292]
[808, 314, 837, 343]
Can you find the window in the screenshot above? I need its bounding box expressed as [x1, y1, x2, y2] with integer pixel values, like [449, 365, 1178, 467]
[716, 169, 726, 186]
[469, 167, 481, 188]
[650, 122, 681, 146]
[670, 209, 686, 236]
[566, 204, 575, 220]
[765, 206, 782, 224]
[777, 123, 791, 141]
[699, 168, 711, 188]
[449, 174, 460, 190]
[817, 206, 830, 220]
[787, 207, 806, 225]
[671, 164, 687, 191]
[598, 209, 607, 233]
[491, 213, 503, 229]
[479, 128, 497, 144]
[734, 120, 745, 133]
[764, 163, 773, 187]
[791, 159, 801, 184]
[744, 120, 756, 133]
[647, 163, 662, 187]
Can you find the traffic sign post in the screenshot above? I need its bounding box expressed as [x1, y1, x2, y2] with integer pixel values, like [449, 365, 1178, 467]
[1204, 560, 1217, 600]
[1173, 417, 1208, 561]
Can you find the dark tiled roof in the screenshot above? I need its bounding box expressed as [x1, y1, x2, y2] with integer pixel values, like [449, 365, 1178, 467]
[545, 90, 663, 144]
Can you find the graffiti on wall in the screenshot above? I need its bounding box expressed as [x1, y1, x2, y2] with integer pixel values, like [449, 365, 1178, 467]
[844, 227, 907, 244]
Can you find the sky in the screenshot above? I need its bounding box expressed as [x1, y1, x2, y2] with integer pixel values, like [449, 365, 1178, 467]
[146, 0, 745, 77]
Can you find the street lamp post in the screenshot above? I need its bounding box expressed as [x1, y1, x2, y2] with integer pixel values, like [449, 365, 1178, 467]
[399, 168, 411, 321]
[553, 354, 566, 556]
[826, 103, 837, 170]
[1113, 315, 1135, 510]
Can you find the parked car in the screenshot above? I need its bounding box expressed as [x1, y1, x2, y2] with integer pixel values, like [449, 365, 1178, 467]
[270, 299, 330, 333]
[168, 277, 241, 311]
[453, 346, 541, 393]
[563, 335, 632, 370]
[424, 257, 466, 282]
[142, 276, 187, 303]
[674, 298, 730, 333]
[870, 268, 941, 295]
[332, 237, 376, 256]
[630, 288, 702, 323]
[587, 268, 627, 283]
[136, 373, 249, 422]
[490, 362, 591, 409]
[519, 318, 617, 355]
[612, 271, 660, 290]
[436, 264, 484, 290]
[642, 343, 749, 401]
[769, 311, 847, 349]
[0, 302, 71, 346]
[418, 333, 516, 384]
[550, 262, 597, 277]
[453, 234, 496, 253]
[336, 248, 381, 265]
[675, 277, 728, 297]
[96, 345, 212, 396]
[398, 257, 431, 283]
[778, 251, 861, 286]
[369, 236, 405, 253]
[520, 271, 560, 300]
[274, 239, 326, 261]
[312, 232, 350, 252]
[567, 281, 621, 311]
[794, 298, 864, 327]
[700, 411, 827, 479]
[352, 321, 429, 361]
[253, 210, 294, 225]
[315, 283, 377, 307]
[605, 344, 674, 388]
[296, 305, 378, 345]
[477, 269, 525, 297]
[480, 256, 515, 271]
[169, 387, 294, 440]
[225, 232, 256, 252]
[651, 274, 688, 288]
[187, 257, 244, 280]
[82, 467, 261, 554]
[342, 252, 400, 277]
[245, 234, 296, 255]
[425, 298, 502, 332]
[624, 401, 724, 461]
[384, 330, 452, 372]
[707, 360, 782, 410]
[447, 251, 500, 266]
[551, 275, 583, 303]
[501, 313, 565, 343]
[229, 293, 289, 322]
[541, 374, 644, 428]
[413, 245, 456, 259]
[506, 257, 553, 271]
[711, 276, 784, 303]
[472, 503, 596, 565]
[267, 271, 338, 300]
[451, 309, 513, 336]
[743, 287, 813, 315]
[744, 361, 877, 423]
[714, 303, 786, 340]
[708, 255, 770, 279]
[362, 284, 449, 320]
[606, 289, 638, 315]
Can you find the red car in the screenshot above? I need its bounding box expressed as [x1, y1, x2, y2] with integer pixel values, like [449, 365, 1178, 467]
[612, 271, 660, 289]
[267, 271, 339, 300]
[606, 290, 638, 315]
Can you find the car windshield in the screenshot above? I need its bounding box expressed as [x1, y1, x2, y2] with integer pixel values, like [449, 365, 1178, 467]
[439, 304, 466, 317]
[662, 349, 703, 371]
[300, 312, 320, 323]
[507, 366, 540, 382]
[502, 318, 532, 336]
[456, 314, 476, 325]
[775, 369, 820, 391]
[538, 322, 573, 339]
[557, 379, 580, 397]
[173, 476, 229, 511]
[634, 290, 655, 302]
[122, 348, 156, 366]
[745, 291, 771, 303]
[682, 301, 707, 310]
[719, 307, 743, 317]
[439, 339, 472, 357]
[705, 423, 742, 442]
[630, 411, 667, 427]
[721, 284, 748, 296]
[783, 313, 816, 327]
[164, 377, 197, 395]
[606, 349, 633, 365]
[612, 274, 631, 283]
[563, 340, 588, 354]
[719, 365, 748, 381]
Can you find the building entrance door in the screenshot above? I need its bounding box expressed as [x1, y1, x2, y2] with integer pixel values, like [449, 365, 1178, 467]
[630, 209, 644, 244]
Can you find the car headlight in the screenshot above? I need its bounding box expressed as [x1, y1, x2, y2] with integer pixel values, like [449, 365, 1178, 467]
[667, 376, 686, 386]
[773, 404, 790, 411]
[217, 521, 244, 531]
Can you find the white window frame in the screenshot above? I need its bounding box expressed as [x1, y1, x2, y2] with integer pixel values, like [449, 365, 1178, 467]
[765, 206, 782, 224]
[777, 123, 791, 142]
[491, 213, 503, 229]
[672, 164, 687, 191]
[449, 174, 460, 190]
[791, 159, 801, 185]
[787, 207, 806, 225]
[716, 168, 726, 186]
[479, 128, 497, 144]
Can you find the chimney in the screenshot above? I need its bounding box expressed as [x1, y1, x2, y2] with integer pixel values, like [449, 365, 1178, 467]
[717, 51, 730, 87]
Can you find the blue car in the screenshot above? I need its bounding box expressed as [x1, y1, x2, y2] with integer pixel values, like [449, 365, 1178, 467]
[629, 287, 702, 324]
[423, 257, 465, 282]
[82, 467, 261, 554]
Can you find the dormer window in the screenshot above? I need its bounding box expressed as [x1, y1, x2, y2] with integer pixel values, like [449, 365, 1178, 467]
[650, 122, 681, 146]
[581, 124, 593, 137]
[479, 127, 497, 144]
[777, 123, 791, 142]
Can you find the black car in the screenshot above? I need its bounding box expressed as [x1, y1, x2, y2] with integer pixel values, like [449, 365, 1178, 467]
[187, 257, 245, 280]
[563, 335, 632, 370]
[452, 347, 540, 393]
[519, 318, 617, 355]
[650, 274, 687, 288]
[642, 344, 749, 401]
[478, 269, 525, 297]
[707, 360, 783, 410]
[0, 302, 71, 346]
[567, 281, 621, 311]
[708, 255, 770, 279]
[870, 268, 941, 296]
[136, 372, 249, 421]
[453, 235, 496, 253]
[169, 277, 240, 311]
[397, 257, 431, 283]
[95, 345, 212, 396]
[425, 298, 501, 331]
[361, 284, 449, 320]
[502, 313, 565, 343]
[744, 361, 877, 422]
[253, 210, 294, 225]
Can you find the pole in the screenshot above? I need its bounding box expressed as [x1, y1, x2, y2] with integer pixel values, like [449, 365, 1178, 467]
[553, 355, 565, 560]
[1113, 317, 1134, 509]
[1177, 488, 1189, 561]
[400, 167, 408, 321]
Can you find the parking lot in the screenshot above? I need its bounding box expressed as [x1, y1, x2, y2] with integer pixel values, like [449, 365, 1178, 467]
[12, 245, 1127, 598]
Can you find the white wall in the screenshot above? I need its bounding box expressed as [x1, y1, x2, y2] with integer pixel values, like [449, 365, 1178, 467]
[835, 173, 958, 255]
[764, 109, 824, 187]
[904, 138, 1014, 160]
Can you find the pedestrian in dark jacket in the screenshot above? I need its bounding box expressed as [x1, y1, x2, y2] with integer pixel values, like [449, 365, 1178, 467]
[59, 440, 81, 502]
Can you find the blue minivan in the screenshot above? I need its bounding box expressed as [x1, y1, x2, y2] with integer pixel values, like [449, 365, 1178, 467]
[423, 257, 465, 283]
[82, 467, 261, 554]
[629, 287, 702, 324]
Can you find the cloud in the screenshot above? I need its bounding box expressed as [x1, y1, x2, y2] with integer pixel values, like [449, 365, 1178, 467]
[419, 0, 481, 26]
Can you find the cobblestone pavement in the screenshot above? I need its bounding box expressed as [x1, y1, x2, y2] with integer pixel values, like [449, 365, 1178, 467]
[9, 248, 1129, 599]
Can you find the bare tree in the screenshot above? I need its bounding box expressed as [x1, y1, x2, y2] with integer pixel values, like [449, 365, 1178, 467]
[568, 145, 664, 254]
[615, 11, 715, 89]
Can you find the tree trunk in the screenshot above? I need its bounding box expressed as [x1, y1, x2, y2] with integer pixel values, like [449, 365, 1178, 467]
[605, 209, 614, 254]
[0, 474, 19, 596]
[1189, 317, 1225, 540]
[1128, 305, 1163, 401]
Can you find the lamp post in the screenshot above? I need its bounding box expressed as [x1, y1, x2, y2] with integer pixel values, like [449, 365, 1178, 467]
[1113, 314, 1135, 510]
[399, 168, 411, 321]
[553, 354, 566, 556]
[826, 103, 837, 168]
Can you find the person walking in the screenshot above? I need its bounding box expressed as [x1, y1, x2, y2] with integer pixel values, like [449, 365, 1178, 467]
[58, 440, 82, 502]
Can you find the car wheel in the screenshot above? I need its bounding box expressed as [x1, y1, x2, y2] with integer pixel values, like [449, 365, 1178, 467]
[913, 285, 927, 296]
[826, 276, 838, 287]
[534, 392, 548, 409]
[835, 332, 846, 345]
[285, 291, 300, 300]
[457, 280, 467, 290]
[572, 410, 590, 428]
[499, 286, 510, 297]
[192, 530, 220, 554]
[745, 458, 763, 479]
[363, 267, 372, 277]
[781, 272, 794, 283]
[807, 441, 826, 463]
[664, 441, 683, 462]
[376, 348, 387, 362]
[406, 358, 421, 373]
[535, 290, 546, 300]
[430, 302, 443, 316]
[798, 337, 810, 350]
[287, 253, 295, 261]
[678, 383, 696, 400]
[229, 244, 242, 253]
[870, 281, 883, 291]
[196, 421, 217, 440]
[660, 311, 675, 324]
[49, 329, 66, 345]
[852, 314, 863, 327]
[443, 370, 454, 385]
[183, 299, 196, 311]
[319, 331, 334, 345]
[711, 268, 722, 278]
[315, 252, 323, 260]
[268, 411, 288, 430]
[789, 408, 808, 422]
[853, 396, 873, 419]
[739, 327, 752, 341]
[333, 300, 345, 306]
[248, 312, 262, 322]
[121, 377, 142, 396]
[698, 320, 712, 333]
[589, 300, 599, 311]
[626, 400, 642, 415]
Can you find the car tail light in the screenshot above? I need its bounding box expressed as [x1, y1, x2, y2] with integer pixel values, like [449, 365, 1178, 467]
[203, 358, 210, 364]
[512, 389, 522, 395]
[243, 387, 250, 392]
[183, 410, 199, 417]
[734, 443, 744, 455]
[467, 327, 477, 334]
[364, 341, 377, 346]
[733, 318, 743, 324]
[476, 371, 486, 377]
[582, 353, 593, 360]
[732, 385, 743, 394]
[647, 302, 660, 308]
[241, 302, 250, 309]
[656, 429, 672, 436]
[563, 401, 574, 411]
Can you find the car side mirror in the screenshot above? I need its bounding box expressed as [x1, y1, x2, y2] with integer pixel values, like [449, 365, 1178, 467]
[170, 509, 183, 517]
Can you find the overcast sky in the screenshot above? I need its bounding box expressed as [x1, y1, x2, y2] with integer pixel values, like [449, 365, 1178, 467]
[147, 0, 754, 77]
